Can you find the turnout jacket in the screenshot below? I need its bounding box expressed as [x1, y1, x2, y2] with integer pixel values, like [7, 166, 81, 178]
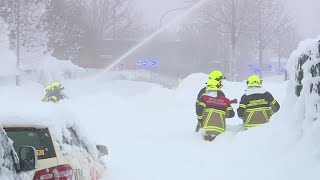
[196, 87, 226, 121]
[237, 88, 280, 129]
[42, 89, 67, 103]
[198, 91, 235, 136]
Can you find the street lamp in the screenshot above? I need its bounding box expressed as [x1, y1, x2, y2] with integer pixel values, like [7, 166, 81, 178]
[16, 0, 21, 86]
[159, 7, 188, 28]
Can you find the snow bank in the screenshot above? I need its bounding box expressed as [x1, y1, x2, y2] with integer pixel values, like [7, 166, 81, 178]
[0, 67, 318, 180]
[0, 18, 93, 87]
[286, 36, 320, 123]
[98, 69, 179, 89]
[20, 55, 89, 86]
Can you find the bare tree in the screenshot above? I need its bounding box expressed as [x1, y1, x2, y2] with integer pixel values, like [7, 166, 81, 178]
[187, 0, 254, 80]
[84, 0, 139, 40]
[43, 0, 88, 60]
[274, 27, 300, 72]
[251, 0, 291, 77]
[0, 0, 48, 51]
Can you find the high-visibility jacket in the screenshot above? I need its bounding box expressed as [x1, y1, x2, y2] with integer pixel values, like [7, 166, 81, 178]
[198, 91, 235, 136]
[42, 89, 67, 103]
[237, 88, 280, 129]
[195, 87, 225, 121]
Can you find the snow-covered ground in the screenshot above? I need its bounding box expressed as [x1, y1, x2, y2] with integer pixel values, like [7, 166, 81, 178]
[0, 71, 319, 180]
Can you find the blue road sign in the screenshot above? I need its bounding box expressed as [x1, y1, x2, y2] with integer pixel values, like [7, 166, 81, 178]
[267, 64, 273, 70]
[150, 61, 157, 66]
[254, 69, 261, 75]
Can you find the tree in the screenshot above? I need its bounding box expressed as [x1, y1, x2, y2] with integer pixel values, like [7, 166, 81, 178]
[0, 0, 141, 66]
[274, 27, 300, 72]
[84, 0, 139, 40]
[251, 0, 291, 77]
[43, 0, 87, 60]
[186, 0, 254, 80]
[0, 0, 47, 51]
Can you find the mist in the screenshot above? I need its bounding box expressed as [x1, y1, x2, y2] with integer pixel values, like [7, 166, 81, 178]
[0, 0, 319, 82]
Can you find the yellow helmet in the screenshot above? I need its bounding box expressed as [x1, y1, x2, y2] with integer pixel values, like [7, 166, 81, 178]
[209, 70, 225, 81]
[51, 82, 63, 90]
[45, 85, 52, 92]
[206, 79, 222, 91]
[247, 75, 262, 87]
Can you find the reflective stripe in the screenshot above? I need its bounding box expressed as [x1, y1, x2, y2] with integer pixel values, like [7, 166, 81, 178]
[203, 108, 226, 134]
[245, 123, 263, 129]
[204, 126, 225, 133]
[197, 116, 203, 120]
[246, 111, 254, 124]
[205, 108, 226, 115]
[50, 96, 58, 101]
[220, 114, 225, 129]
[262, 110, 269, 122]
[204, 111, 213, 127]
[270, 109, 275, 116]
[239, 104, 246, 108]
[196, 100, 200, 104]
[245, 107, 271, 112]
[199, 102, 206, 107]
[272, 99, 277, 105]
[227, 107, 233, 110]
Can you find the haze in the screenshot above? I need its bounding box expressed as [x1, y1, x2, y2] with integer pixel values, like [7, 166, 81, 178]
[136, 0, 320, 38]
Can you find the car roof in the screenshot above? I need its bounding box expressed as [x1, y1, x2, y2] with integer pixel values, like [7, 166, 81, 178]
[2, 124, 48, 129]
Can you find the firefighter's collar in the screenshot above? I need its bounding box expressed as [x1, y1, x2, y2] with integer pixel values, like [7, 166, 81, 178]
[245, 87, 266, 95]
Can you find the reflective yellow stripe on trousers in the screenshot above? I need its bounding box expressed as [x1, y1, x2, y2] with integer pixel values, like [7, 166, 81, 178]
[245, 123, 263, 129]
[203, 108, 226, 133]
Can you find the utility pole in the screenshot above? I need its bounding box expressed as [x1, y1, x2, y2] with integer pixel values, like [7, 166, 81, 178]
[230, 0, 236, 81]
[16, 0, 20, 86]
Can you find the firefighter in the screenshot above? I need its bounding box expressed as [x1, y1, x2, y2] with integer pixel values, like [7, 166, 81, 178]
[195, 71, 226, 127]
[42, 82, 67, 103]
[237, 75, 280, 130]
[42, 85, 53, 102]
[197, 79, 235, 141]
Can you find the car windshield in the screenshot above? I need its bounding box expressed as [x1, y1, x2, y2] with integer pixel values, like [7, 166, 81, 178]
[5, 128, 56, 160]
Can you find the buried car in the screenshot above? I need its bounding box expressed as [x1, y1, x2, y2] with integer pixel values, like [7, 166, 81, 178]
[2, 120, 108, 180]
[0, 123, 38, 179]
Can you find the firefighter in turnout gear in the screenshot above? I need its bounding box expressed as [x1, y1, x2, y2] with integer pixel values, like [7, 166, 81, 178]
[42, 82, 68, 103]
[42, 85, 53, 102]
[237, 75, 280, 129]
[197, 79, 235, 141]
[196, 71, 226, 125]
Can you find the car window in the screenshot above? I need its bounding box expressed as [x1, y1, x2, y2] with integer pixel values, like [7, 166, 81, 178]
[5, 128, 56, 160]
[62, 127, 89, 153]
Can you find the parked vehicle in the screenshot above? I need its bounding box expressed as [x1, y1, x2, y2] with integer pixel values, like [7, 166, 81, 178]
[2, 123, 108, 180]
[0, 124, 38, 179]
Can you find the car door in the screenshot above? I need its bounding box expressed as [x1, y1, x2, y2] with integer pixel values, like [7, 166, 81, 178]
[61, 127, 93, 180]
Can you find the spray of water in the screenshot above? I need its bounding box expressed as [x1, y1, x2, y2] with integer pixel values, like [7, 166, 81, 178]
[103, 0, 209, 72]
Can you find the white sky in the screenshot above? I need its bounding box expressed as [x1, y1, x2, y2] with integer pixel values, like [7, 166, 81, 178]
[134, 0, 320, 38]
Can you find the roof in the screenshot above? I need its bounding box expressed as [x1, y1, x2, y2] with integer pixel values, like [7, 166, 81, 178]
[2, 124, 48, 129]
